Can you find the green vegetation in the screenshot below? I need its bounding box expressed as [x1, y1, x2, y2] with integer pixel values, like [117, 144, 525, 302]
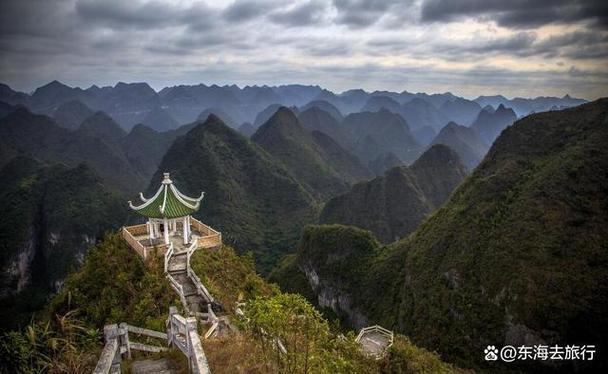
[284, 100, 608, 372]
[252, 107, 370, 200]
[242, 293, 376, 373]
[379, 336, 472, 374]
[48, 233, 178, 331]
[190, 245, 277, 311]
[268, 254, 316, 302]
[0, 157, 128, 331]
[1, 233, 178, 373]
[320, 144, 467, 243]
[150, 115, 319, 273]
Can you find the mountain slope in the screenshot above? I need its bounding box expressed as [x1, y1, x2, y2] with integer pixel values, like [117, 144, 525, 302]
[342, 109, 422, 164]
[320, 144, 467, 243]
[252, 107, 370, 199]
[150, 114, 318, 272]
[294, 99, 608, 371]
[0, 108, 145, 193]
[51, 100, 94, 130]
[402, 98, 449, 132]
[297, 106, 350, 148]
[439, 98, 482, 126]
[470, 104, 517, 144]
[0, 157, 128, 330]
[77, 111, 127, 141]
[430, 122, 489, 170]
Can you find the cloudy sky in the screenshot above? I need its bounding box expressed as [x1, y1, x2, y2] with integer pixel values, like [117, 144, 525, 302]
[1, 0, 607, 99]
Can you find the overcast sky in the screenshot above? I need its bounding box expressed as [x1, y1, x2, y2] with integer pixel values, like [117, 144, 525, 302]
[1, 0, 607, 99]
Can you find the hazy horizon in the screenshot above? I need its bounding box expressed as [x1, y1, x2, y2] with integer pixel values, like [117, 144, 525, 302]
[1, 0, 607, 100]
[4, 78, 590, 102]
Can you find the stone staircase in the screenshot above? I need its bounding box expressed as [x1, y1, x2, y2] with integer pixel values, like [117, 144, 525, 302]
[131, 358, 178, 374]
[167, 250, 207, 314]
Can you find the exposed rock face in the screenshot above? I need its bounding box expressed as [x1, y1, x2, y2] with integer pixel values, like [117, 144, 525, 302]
[0, 157, 127, 329]
[320, 144, 467, 243]
[294, 225, 378, 328]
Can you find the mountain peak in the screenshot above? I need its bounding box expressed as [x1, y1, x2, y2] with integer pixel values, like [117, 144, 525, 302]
[413, 143, 463, 170]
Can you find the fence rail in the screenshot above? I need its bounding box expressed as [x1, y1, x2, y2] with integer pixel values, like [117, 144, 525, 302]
[94, 309, 210, 374]
[186, 241, 215, 304]
[168, 307, 211, 373]
[122, 227, 147, 259]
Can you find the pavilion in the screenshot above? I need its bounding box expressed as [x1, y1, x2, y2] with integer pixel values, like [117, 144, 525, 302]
[123, 173, 221, 258]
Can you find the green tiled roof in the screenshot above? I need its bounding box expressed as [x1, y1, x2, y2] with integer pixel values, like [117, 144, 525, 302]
[129, 173, 204, 219]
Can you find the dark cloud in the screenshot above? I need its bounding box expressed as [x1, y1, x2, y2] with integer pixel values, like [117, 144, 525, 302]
[223, 0, 276, 22]
[270, 0, 329, 27]
[467, 32, 537, 54]
[420, 0, 608, 30]
[332, 0, 412, 28]
[75, 0, 216, 30]
[0, 0, 605, 99]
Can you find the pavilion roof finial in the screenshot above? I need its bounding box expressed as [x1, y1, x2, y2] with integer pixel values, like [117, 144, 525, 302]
[162, 172, 172, 185]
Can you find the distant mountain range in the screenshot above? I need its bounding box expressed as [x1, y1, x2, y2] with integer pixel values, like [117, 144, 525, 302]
[0, 79, 594, 337]
[0, 81, 586, 133]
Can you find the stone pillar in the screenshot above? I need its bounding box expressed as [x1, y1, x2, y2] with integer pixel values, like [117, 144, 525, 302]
[164, 218, 169, 244]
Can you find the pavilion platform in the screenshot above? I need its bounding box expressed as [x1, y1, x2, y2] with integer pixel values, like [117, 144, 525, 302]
[122, 217, 221, 259]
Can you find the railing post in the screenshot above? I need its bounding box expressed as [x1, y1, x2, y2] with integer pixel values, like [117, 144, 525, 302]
[168, 306, 178, 347]
[119, 322, 131, 360]
[104, 324, 121, 373]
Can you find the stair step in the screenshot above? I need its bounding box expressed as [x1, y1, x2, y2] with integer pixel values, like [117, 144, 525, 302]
[131, 358, 177, 374]
[167, 263, 186, 272]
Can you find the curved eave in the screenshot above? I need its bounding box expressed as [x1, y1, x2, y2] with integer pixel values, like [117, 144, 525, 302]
[128, 184, 204, 219]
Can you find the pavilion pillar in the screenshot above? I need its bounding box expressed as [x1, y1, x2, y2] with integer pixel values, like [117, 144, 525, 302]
[148, 220, 154, 240]
[163, 218, 169, 245]
[187, 216, 191, 239]
[183, 216, 188, 245]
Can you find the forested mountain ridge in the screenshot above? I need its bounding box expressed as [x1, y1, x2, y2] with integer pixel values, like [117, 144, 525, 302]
[148, 114, 319, 273]
[320, 144, 467, 243]
[252, 107, 371, 200]
[279, 99, 608, 372]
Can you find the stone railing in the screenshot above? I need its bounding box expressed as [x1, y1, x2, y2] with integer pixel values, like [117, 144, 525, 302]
[122, 225, 170, 259]
[94, 308, 210, 374]
[355, 325, 394, 359]
[121, 226, 147, 258]
[164, 242, 175, 273]
[93, 323, 168, 374]
[190, 218, 222, 248]
[168, 307, 211, 373]
[186, 241, 215, 304]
